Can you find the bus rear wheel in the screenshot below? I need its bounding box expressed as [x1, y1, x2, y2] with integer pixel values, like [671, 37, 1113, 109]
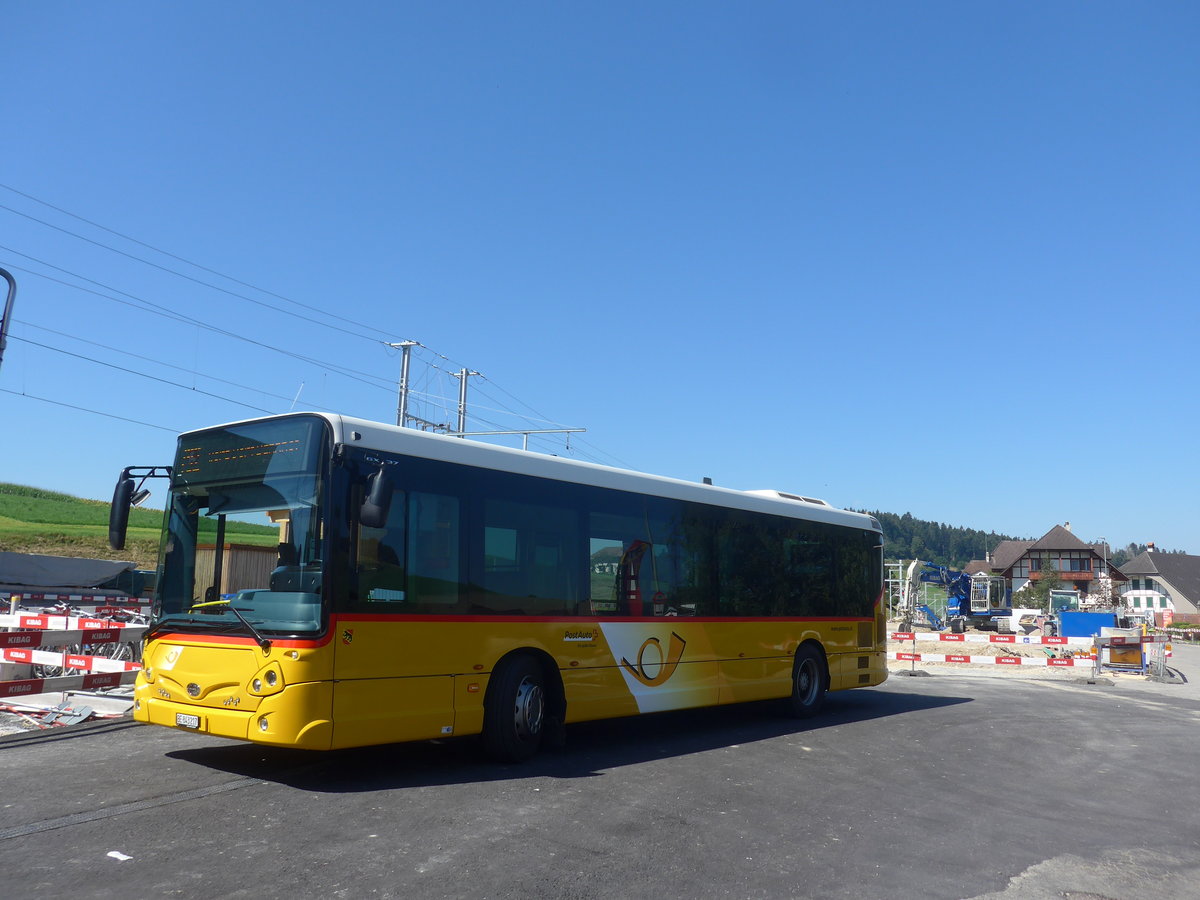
[483, 655, 545, 762]
[788, 645, 828, 719]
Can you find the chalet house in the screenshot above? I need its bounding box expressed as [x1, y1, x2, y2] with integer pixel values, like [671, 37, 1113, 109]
[968, 523, 1127, 604]
[1118, 548, 1200, 617]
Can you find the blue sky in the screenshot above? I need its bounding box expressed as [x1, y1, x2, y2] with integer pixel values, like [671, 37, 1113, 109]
[2, 2, 1197, 554]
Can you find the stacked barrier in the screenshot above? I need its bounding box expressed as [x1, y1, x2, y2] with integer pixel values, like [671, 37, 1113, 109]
[0, 601, 144, 703]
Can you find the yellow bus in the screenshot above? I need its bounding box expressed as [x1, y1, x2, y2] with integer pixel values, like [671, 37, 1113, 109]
[110, 412, 887, 760]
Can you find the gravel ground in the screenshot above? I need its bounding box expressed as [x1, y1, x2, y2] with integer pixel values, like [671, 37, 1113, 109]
[0, 709, 41, 735]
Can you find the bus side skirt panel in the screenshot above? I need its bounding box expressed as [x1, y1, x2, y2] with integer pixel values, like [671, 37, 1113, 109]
[330, 675, 455, 750]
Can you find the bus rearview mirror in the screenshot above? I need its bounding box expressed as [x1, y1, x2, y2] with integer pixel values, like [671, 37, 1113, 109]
[109, 475, 135, 550]
[360, 466, 392, 529]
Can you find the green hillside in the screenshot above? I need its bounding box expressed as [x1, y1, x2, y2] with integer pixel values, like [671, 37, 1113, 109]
[0, 483, 278, 569]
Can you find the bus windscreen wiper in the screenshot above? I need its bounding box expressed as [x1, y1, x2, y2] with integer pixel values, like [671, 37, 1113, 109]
[189, 599, 272, 652]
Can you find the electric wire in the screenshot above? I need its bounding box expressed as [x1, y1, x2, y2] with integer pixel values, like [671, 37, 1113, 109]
[8, 254, 626, 463]
[11, 335, 276, 414]
[476, 374, 557, 426]
[0, 257, 395, 392]
[15, 319, 346, 415]
[567, 436, 637, 470]
[0, 202, 392, 344]
[470, 382, 579, 429]
[0, 387, 177, 433]
[1, 187, 623, 465]
[0, 183, 401, 339]
[2, 200, 585, 448]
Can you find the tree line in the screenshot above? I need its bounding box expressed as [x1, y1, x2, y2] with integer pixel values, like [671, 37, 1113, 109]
[861, 509, 1185, 571]
[861, 511, 1018, 568]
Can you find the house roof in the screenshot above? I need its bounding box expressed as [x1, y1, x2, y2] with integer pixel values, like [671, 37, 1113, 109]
[963, 559, 992, 575]
[1030, 525, 1092, 551]
[1121, 551, 1200, 606]
[987, 526, 1127, 580]
[1123, 551, 1158, 576]
[990, 540, 1033, 572]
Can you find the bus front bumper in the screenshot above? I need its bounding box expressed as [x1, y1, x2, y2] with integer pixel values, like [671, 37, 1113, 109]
[133, 681, 334, 750]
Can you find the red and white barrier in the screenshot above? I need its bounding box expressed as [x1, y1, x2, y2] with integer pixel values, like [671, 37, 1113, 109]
[1, 627, 145, 649]
[5, 592, 148, 607]
[0, 670, 136, 700]
[890, 631, 1169, 646]
[889, 651, 1095, 668]
[889, 632, 1171, 661]
[890, 631, 1091, 646]
[1, 608, 145, 710]
[0, 613, 143, 632]
[2, 647, 140, 673]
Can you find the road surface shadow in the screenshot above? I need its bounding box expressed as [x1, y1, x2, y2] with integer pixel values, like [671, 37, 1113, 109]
[166, 686, 970, 792]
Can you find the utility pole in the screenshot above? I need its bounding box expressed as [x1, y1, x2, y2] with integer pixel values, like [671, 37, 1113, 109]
[451, 368, 480, 438]
[382, 343, 584, 449]
[388, 341, 418, 426]
[0, 268, 15, 376]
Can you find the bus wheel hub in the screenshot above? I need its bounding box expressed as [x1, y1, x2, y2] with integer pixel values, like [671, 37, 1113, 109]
[513, 676, 544, 740]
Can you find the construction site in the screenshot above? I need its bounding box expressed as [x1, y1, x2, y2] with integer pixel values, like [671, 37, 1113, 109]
[885, 558, 1177, 682]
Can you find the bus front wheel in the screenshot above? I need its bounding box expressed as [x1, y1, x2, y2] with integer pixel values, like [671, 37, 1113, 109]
[788, 645, 828, 719]
[483, 655, 546, 762]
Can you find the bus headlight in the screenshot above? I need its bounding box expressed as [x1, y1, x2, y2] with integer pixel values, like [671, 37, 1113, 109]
[248, 662, 285, 696]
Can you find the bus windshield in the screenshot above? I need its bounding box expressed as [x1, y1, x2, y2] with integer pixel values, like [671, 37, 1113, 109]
[153, 416, 328, 637]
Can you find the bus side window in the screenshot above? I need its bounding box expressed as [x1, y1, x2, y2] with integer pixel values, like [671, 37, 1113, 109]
[357, 489, 407, 602]
[482, 499, 579, 615]
[588, 508, 686, 617]
[409, 492, 461, 606]
[589, 536, 622, 615]
[590, 511, 643, 615]
[783, 530, 833, 616]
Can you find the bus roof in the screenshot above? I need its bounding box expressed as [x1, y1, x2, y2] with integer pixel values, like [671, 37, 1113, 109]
[188, 412, 880, 534]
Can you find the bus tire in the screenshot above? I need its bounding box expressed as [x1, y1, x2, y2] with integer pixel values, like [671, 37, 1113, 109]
[482, 655, 546, 762]
[788, 644, 828, 719]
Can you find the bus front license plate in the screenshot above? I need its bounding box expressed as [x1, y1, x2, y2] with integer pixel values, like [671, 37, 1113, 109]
[176, 713, 201, 730]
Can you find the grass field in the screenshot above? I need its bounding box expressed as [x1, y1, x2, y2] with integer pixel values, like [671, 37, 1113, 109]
[0, 483, 278, 569]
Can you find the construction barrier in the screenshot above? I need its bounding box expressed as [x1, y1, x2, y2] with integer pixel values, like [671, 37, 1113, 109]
[1, 605, 144, 706]
[890, 631, 1090, 646]
[0, 670, 135, 700]
[5, 592, 149, 608]
[889, 651, 1095, 667]
[1101, 634, 1171, 645]
[0, 612, 145, 632]
[889, 630, 1172, 674]
[3, 646, 141, 673]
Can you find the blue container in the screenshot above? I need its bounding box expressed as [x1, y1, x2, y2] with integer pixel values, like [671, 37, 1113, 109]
[1057, 611, 1117, 638]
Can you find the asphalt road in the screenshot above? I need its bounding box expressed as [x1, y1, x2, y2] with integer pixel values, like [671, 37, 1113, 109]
[3, 655, 1199, 900]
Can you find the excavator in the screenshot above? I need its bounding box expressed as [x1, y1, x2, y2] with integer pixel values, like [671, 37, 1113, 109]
[900, 560, 1010, 632]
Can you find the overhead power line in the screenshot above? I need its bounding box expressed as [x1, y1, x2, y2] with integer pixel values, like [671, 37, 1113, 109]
[0, 184, 624, 465]
[0, 202, 392, 344]
[0, 183, 407, 338]
[0, 190, 578, 431]
[0, 256, 394, 392]
[15, 319, 346, 415]
[11, 335, 276, 414]
[1, 386, 177, 433]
